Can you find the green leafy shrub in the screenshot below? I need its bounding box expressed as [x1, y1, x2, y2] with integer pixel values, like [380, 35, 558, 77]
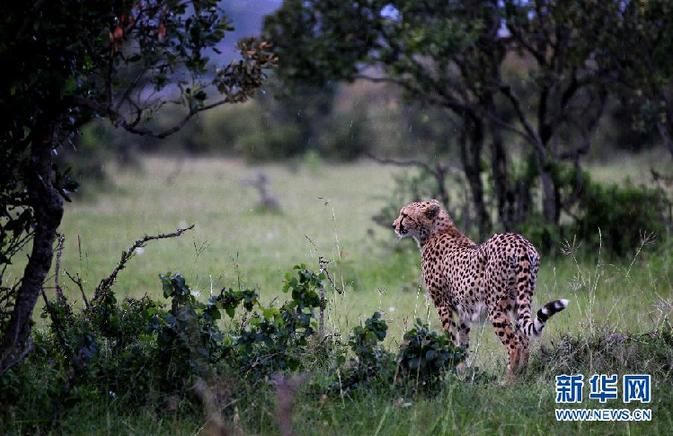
[573, 179, 670, 257]
[396, 319, 465, 389]
[372, 170, 443, 232]
[518, 213, 564, 256]
[236, 123, 306, 161]
[520, 171, 671, 257]
[1, 263, 473, 429]
[226, 265, 325, 379]
[339, 312, 395, 390]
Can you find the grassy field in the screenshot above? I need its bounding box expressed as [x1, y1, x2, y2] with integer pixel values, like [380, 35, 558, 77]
[5, 154, 673, 434]
[37, 155, 671, 342]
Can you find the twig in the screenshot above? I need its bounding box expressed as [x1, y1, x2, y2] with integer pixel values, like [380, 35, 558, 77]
[40, 289, 73, 358]
[54, 233, 65, 301]
[365, 152, 460, 175]
[93, 224, 195, 301]
[65, 271, 90, 310]
[304, 236, 342, 295]
[365, 152, 457, 215]
[318, 257, 327, 336]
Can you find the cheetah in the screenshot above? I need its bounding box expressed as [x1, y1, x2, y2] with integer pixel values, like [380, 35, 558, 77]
[392, 199, 568, 376]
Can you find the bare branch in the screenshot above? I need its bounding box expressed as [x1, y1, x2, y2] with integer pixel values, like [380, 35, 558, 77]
[53, 233, 65, 301]
[364, 152, 461, 176]
[65, 271, 89, 310]
[75, 95, 237, 140]
[93, 224, 195, 301]
[365, 152, 437, 175]
[365, 152, 459, 217]
[498, 85, 545, 152]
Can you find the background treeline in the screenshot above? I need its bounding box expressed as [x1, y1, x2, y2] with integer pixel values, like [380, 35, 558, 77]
[72, 0, 673, 257]
[75, 74, 663, 164]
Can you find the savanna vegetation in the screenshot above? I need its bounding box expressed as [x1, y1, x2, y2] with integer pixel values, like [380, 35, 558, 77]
[2, 1, 673, 435]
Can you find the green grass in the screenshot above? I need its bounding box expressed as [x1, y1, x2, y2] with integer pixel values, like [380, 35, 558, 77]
[31, 156, 670, 348]
[4, 155, 673, 435]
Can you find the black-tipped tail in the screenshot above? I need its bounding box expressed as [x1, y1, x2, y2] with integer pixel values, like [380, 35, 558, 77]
[531, 299, 568, 336]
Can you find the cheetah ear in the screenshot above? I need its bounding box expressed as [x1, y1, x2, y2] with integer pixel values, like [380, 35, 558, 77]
[425, 201, 440, 219]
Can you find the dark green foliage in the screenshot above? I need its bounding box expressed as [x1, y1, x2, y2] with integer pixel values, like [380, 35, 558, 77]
[519, 170, 671, 257]
[0, 0, 276, 374]
[349, 312, 388, 360]
[0, 264, 469, 429]
[529, 324, 673, 378]
[396, 319, 465, 388]
[591, 1, 673, 156]
[340, 312, 395, 389]
[574, 180, 670, 257]
[227, 264, 325, 378]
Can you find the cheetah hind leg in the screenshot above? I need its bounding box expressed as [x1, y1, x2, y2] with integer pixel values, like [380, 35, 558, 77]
[515, 329, 530, 374]
[488, 309, 522, 379]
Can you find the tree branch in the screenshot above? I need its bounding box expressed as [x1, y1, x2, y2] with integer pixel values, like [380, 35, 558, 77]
[53, 233, 65, 301]
[498, 85, 544, 152]
[365, 152, 436, 175]
[93, 224, 195, 301]
[65, 271, 89, 310]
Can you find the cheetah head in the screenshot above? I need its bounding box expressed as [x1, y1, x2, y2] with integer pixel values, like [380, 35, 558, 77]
[392, 199, 442, 241]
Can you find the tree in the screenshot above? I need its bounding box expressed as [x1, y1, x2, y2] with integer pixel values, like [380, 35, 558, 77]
[265, 0, 498, 237]
[592, 0, 673, 160]
[0, 0, 275, 374]
[264, 0, 615, 235]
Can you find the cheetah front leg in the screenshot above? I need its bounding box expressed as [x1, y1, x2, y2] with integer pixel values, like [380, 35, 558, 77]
[435, 305, 471, 372]
[436, 305, 459, 346]
[457, 320, 471, 350]
[455, 320, 471, 372]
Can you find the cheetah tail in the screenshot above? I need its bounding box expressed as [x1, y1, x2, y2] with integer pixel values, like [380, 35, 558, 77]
[531, 299, 569, 337]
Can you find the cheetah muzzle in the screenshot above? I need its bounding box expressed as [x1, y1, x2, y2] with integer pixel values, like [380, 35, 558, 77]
[393, 199, 569, 377]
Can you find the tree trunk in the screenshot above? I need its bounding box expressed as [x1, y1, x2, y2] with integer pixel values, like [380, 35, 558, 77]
[460, 117, 491, 239]
[539, 165, 560, 225]
[488, 119, 514, 231]
[0, 137, 64, 375]
[513, 177, 532, 227]
[433, 165, 451, 214]
[657, 120, 673, 161]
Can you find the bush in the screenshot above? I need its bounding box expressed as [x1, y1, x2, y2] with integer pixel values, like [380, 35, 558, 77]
[573, 179, 670, 257]
[529, 324, 673, 378]
[396, 319, 465, 389]
[1, 263, 470, 430]
[520, 171, 671, 258]
[226, 265, 325, 379]
[236, 122, 307, 161]
[339, 312, 395, 390]
[372, 169, 448, 231]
